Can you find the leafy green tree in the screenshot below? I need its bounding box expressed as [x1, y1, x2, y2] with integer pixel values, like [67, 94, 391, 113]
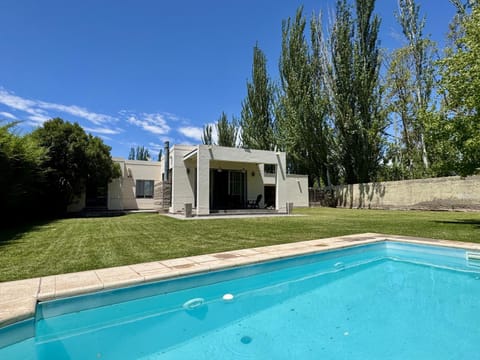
[0, 122, 46, 224]
[447, 0, 475, 45]
[440, 4, 480, 175]
[216, 112, 238, 147]
[278, 7, 335, 186]
[31, 118, 120, 214]
[240, 44, 276, 150]
[385, 0, 438, 179]
[324, 0, 386, 184]
[157, 149, 162, 162]
[85, 135, 121, 190]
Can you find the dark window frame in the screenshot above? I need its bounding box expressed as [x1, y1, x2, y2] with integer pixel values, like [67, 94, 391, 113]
[136, 179, 155, 198]
[264, 164, 276, 175]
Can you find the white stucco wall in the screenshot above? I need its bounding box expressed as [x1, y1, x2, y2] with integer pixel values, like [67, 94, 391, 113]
[109, 158, 162, 210]
[109, 146, 305, 214]
[170, 145, 196, 213]
[286, 175, 309, 207]
[194, 145, 288, 215]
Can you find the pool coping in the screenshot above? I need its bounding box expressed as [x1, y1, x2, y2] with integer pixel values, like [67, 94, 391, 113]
[1, 233, 480, 332]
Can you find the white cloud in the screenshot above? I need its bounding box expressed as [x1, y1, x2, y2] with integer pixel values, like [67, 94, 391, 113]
[0, 88, 115, 125]
[179, 126, 203, 141]
[0, 111, 16, 120]
[0, 89, 49, 124]
[83, 126, 123, 135]
[148, 142, 169, 151]
[27, 114, 50, 125]
[185, 123, 218, 144]
[98, 135, 113, 141]
[127, 113, 170, 135]
[38, 102, 114, 125]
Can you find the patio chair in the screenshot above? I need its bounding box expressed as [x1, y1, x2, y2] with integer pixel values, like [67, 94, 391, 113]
[247, 194, 262, 209]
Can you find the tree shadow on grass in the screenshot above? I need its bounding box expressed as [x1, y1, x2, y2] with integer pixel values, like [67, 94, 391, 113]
[434, 219, 480, 229]
[0, 211, 128, 247]
[0, 218, 56, 247]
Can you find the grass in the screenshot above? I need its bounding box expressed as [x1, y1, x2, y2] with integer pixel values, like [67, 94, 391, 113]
[0, 207, 479, 282]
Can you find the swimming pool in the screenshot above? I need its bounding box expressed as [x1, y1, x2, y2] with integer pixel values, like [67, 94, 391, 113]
[1, 241, 480, 359]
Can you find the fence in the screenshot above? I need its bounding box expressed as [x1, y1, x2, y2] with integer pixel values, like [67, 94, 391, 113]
[310, 175, 480, 211]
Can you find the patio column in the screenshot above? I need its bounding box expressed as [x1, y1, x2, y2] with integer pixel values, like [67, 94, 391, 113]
[275, 152, 287, 213]
[196, 145, 210, 215]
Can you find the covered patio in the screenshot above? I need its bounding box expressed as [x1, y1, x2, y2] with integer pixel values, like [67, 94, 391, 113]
[172, 145, 288, 216]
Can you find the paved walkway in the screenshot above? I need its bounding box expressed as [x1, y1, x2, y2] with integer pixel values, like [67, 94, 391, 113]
[1, 233, 480, 330]
[162, 213, 304, 220]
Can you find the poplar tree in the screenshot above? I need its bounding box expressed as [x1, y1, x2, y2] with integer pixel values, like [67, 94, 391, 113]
[135, 146, 150, 161]
[278, 7, 334, 186]
[396, 0, 436, 174]
[201, 124, 213, 145]
[129, 146, 150, 160]
[216, 112, 238, 147]
[240, 44, 276, 150]
[325, 0, 386, 184]
[128, 147, 135, 160]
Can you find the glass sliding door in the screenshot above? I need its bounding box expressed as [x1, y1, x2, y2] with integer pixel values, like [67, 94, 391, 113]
[229, 170, 246, 209]
[210, 169, 246, 210]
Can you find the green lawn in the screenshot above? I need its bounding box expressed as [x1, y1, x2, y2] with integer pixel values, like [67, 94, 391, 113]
[0, 207, 479, 282]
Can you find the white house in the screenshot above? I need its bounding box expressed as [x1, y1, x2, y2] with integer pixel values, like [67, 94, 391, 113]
[100, 143, 308, 216]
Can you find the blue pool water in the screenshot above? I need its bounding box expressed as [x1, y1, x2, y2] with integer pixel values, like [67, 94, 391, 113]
[1, 241, 480, 359]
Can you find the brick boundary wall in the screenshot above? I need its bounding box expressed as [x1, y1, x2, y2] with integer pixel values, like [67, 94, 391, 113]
[314, 175, 480, 211]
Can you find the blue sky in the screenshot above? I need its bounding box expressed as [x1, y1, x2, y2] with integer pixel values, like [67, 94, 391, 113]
[0, 0, 455, 158]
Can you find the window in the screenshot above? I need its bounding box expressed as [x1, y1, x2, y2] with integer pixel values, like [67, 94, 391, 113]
[264, 164, 276, 175]
[136, 180, 154, 198]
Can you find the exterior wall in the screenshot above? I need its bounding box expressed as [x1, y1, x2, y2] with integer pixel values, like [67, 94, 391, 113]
[170, 145, 196, 213]
[333, 175, 480, 210]
[286, 175, 309, 207]
[208, 160, 263, 207]
[195, 145, 288, 215]
[107, 146, 305, 214]
[109, 158, 162, 210]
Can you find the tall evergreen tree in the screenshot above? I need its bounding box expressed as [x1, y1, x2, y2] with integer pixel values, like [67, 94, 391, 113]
[240, 44, 276, 150]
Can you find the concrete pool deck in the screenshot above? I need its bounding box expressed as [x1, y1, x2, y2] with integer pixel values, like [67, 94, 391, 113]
[1, 233, 480, 329]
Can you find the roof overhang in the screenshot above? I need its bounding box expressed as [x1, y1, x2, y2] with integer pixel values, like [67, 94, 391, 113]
[183, 148, 198, 161]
